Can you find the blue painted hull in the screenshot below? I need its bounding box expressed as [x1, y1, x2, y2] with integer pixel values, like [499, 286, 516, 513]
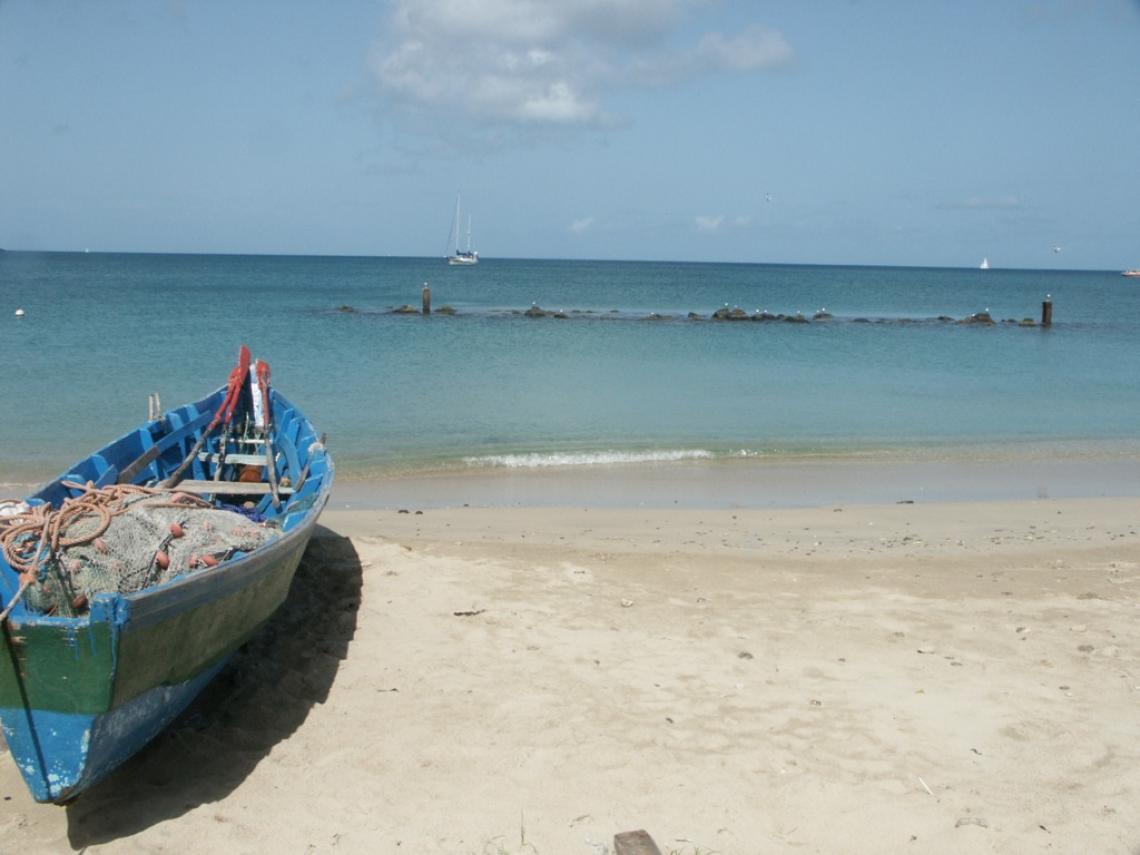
[1, 660, 228, 802]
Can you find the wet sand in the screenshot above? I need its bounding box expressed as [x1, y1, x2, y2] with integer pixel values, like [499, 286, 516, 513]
[2, 495, 1139, 853]
[330, 451, 1140, 510]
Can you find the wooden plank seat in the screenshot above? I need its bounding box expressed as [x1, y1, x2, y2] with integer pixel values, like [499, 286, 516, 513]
[196, 452, 269, 466]
[170, 480, 295, 496]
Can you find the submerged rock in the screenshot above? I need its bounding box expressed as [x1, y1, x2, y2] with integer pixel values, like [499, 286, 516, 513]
[391, 304, 419, 314]
[524, 304, 549, 318]
[959, 311, 995, 325]
[336, 304, 356, 313]
[436, 305, 457, 315]
[687, 312, 704, 320]
[712, 306, 750, 320]
[813, 311, 833, 320]
[784, 313, 809, 324]
[1018, 317, 1036, 326]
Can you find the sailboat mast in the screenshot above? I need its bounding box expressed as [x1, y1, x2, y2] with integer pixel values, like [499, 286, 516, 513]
[454, 194, 462, 253]
[445, 191, 478, 264]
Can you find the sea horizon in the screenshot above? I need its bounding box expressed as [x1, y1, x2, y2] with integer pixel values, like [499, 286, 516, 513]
[0, 247, 1131, 275]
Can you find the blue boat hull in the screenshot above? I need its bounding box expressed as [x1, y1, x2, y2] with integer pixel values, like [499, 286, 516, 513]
[1, 660, 228, 802]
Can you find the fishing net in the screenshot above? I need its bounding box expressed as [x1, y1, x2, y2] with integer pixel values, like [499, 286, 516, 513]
[2, 485, 279, 617]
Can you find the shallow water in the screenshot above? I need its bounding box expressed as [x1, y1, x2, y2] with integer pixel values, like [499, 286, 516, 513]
[1, 251, 1138, 482]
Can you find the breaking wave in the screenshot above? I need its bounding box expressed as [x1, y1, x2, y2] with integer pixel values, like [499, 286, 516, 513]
[463, 449, 717, 469]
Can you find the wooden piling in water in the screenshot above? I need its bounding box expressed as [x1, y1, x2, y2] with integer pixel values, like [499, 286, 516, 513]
[422, 282, 431, 315]
[1041, 294, 1052, 327]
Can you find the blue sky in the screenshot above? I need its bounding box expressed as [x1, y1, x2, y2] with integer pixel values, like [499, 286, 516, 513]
[1, 0, 1138, 268]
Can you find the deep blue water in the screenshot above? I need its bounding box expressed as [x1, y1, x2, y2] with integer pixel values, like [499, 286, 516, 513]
[1, 251, 1138, 482]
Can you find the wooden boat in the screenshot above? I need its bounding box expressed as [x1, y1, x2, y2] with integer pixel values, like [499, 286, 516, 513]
[0, 347, 333, 803]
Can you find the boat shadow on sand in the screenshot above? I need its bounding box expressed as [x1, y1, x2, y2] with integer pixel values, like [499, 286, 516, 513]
[63, 524, 362, 847]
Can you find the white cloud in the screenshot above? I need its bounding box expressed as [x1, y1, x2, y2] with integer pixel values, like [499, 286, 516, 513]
[697, 26, 794, 72]
[570, 216, 595, 233]
[695, 214, 724, 233]
[518, 81, 598, 123]
[370, 1, 794, 128]
[733, 215, 752, 227]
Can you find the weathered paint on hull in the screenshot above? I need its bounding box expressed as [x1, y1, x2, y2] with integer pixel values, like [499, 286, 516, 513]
[1, 660, 226, 802]
[0, 516, 316, 802]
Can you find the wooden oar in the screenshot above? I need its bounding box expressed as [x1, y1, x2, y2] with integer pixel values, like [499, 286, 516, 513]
[212, 418, 234, 483]
[117, 407, 215, 484]
[117, 444, 165, 486]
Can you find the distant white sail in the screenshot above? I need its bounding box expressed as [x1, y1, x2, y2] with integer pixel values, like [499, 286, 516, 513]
[979, 257, 991, 270]
[446, 193, 479, 266]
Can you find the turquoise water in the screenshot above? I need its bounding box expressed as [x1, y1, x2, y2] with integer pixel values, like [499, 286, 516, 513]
[1, 251, 1138, 483]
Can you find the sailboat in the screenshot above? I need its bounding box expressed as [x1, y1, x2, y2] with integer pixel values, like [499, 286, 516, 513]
[446, 193, 479, 266]
[979, 257, 991, 270]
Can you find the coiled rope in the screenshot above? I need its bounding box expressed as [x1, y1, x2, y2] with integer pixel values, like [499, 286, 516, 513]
[0, 482, 211, 620]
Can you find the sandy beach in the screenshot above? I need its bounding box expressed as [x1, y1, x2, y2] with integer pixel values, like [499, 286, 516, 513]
[2, 492, 1139, 854]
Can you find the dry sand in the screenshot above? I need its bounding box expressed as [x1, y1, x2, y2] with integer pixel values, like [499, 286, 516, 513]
[2, 496, 1140, 853]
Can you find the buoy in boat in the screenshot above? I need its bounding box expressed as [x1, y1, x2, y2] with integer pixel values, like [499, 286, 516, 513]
[14, 308, 24, 317]
[239, 465, 263, 483]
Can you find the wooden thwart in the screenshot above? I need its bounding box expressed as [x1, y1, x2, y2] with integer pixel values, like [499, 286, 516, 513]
[196, 452, 268, 466]
[614, 830, 662, 855]
[172, 480, 295, 496]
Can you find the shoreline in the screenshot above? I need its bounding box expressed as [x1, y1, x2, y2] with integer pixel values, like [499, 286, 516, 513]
[4, 448, 1139, 513]
[333, 453, 1140, 510]
[5, 437, 1140, 503]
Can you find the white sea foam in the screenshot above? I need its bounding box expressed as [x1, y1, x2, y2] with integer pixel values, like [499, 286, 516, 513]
[463, 449, 716, 469]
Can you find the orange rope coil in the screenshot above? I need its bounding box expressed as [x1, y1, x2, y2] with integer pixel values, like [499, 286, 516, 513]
[0, 482, 211, 586]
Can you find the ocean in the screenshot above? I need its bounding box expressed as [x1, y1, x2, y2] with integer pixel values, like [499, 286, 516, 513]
[2, 251, 1138, 486]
